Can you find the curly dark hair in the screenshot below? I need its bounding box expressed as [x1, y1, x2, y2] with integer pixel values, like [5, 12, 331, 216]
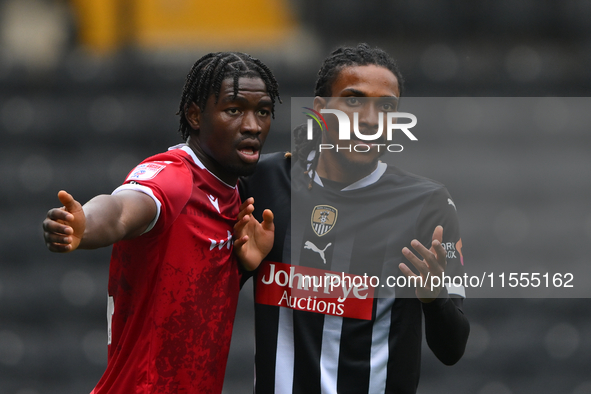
[293, 44, 404, 187]
[314, 43, 404, 98]
[177, 52, 281, 141]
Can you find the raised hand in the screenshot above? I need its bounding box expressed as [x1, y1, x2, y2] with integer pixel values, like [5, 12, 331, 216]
[43, 190, 86, 253]
[233, 197, 274, 271]
[399, 225, 447, 302]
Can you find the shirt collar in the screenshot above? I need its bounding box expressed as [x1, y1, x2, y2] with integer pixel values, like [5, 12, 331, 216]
[306, 150, 387, 191]
[169, 143, 236, 189]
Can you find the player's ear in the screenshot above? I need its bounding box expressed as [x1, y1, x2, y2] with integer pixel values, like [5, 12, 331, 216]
[313, 96, 326, 112]
[185, 102, 201, 131]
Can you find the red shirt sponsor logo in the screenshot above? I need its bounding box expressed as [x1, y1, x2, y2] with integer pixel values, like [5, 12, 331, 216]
[255, 261, 375, 320]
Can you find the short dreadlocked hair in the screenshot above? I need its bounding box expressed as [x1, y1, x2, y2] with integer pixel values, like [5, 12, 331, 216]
[177, 52, 281, 141]
[293, 43, 405, 184]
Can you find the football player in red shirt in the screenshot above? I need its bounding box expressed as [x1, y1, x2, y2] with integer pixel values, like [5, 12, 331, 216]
[42, 52, 276, 394]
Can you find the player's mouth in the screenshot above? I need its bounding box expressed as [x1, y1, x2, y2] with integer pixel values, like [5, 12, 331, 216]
[237, 140, 261, 163]
[351, 138, 368, 145]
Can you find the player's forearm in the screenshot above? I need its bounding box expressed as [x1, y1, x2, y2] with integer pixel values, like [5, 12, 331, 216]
[423, 295, 470, 365]
[77, 195, 131, 249]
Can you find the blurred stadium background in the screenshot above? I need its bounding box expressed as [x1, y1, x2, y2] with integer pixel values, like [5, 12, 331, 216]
[1, 0, 590, 393]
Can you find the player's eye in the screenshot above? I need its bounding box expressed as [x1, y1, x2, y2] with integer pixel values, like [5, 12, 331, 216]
[381, 103, 395, 111]
[226, 108, 240, 115]
[345, 97, 361, 106]
[258, 109, 271, 116]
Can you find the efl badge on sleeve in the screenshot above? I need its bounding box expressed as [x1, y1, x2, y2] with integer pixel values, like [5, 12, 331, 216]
[311, 205, 338, 236]
[127, 162, 166, 181]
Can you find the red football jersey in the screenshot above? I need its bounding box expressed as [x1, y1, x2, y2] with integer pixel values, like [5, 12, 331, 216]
[91, 144, 241, 394]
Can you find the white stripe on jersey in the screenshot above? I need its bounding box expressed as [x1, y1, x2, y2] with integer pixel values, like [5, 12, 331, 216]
[369, 298, 393, 393]
[320, 316, 343, 394]
[275, 307, 295, 394]
[317, 229, 355, 394]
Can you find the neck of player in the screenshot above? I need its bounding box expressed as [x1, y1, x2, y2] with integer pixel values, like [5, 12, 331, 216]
[188, 137, 238, 186]
[316, 151, 378, 185]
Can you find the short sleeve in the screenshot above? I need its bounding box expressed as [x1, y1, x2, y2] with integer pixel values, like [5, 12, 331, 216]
[113, 152, 193, 235]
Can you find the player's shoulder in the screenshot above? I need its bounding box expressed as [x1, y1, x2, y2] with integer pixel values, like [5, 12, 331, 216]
[384, 163, 447, 193]
[126, 147, 193, 183]
[142, 145, 191, 164]
[137, 145, 197, 172]
[248, 151, 291, 179]
[239, 152, 290, 198]
[384, 165, 460, 218]
[257, 151, 291, 168]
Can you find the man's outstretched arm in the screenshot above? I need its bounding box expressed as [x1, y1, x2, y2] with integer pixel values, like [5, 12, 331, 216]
[43, 189, 157, 252]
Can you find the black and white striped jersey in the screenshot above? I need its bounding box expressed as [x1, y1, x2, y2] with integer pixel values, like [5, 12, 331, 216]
[240, 152, 469, 394]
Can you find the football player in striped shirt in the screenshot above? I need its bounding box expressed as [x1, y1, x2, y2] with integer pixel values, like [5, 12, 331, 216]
[239, 43, 470, 394]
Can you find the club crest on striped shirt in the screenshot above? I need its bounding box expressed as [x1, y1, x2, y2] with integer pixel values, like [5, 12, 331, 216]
[311, 205, 338, 236]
